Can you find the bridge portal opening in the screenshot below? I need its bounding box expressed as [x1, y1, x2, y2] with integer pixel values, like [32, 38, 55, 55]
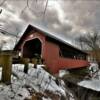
[23, 38, 42, 58]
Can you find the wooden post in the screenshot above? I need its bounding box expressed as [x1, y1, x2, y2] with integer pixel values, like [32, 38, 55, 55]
[21, 58, 30, 74]
[0, 51, 12, 84]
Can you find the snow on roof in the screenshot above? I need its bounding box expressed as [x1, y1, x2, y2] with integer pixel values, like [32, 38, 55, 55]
[14, 24, 87, 54]
[78, 78, 100, 91]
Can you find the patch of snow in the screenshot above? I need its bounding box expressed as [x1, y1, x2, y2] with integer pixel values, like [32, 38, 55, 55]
[0, 84, 31, 100]
[0, 67, 2, 80]
[70, 98, 75, 100]
[12, 64, 25, 72]
[28, 63, 34, 68]
[89, 62, 99, 72]
[78, 78, 100, 91]
[19, 64, 66, 96]
[42, 97, 52, 100]
[59, 69, 69, 77]
[0, 64, 67, 99]
[78, 62, 100, 91]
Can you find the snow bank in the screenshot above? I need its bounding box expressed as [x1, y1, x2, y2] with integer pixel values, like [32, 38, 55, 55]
[0, 67, 2, 80]
[89, 63, 99, 73]
[42, 97, 52, 100]
[78, 78, 100, 91]
[12, 64, 66, 96]
[0, 64, 67, 100]
[59, 70, 69, 77]
[0, 82, 31, 100]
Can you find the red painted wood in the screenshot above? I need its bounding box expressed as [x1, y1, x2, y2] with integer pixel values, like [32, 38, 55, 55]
[57, 58, 89, 73]
[19, 31, 89, 74]
[43, 41, 59, 73]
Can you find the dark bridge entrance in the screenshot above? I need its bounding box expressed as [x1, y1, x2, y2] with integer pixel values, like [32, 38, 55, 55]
[23, 38, 42, 58]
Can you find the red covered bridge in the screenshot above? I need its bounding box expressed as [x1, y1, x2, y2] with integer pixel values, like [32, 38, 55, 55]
[14, 24, 89, 73]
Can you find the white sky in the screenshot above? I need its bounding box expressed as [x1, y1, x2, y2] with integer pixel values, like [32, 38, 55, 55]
[0, 0, 100, 49]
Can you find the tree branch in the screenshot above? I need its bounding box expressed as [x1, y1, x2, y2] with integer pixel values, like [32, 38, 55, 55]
[0, 0, 6, 6]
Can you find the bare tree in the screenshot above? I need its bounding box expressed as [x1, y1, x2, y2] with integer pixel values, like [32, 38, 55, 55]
[76, 31, 100, 62]
[0, 0, 6, 6]
[0, 0, 49, 19]
[21, 0, 49, 18]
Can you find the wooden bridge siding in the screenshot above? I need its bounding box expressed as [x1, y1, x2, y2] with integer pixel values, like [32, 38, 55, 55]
[58, 58, 89, 71]
[18, 30, 89, 74]
[21, 31, 46, 59]
[43, 40, 59, 73]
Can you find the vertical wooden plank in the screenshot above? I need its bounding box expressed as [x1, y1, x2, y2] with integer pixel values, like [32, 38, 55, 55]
[0, 53, 12, 84]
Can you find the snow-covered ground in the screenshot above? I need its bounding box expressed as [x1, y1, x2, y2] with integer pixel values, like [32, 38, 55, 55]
[12, 64, 66, 95]
[59, 70, 69, 77]
[0, 64, 68, 100]
[78, 62, 100, 91]
[0, 67, 2, 80]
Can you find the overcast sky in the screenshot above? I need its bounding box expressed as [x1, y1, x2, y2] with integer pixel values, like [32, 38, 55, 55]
[0, 0, 100, 49]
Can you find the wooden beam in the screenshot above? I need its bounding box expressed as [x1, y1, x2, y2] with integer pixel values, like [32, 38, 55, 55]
[0, 51, 13, 84]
